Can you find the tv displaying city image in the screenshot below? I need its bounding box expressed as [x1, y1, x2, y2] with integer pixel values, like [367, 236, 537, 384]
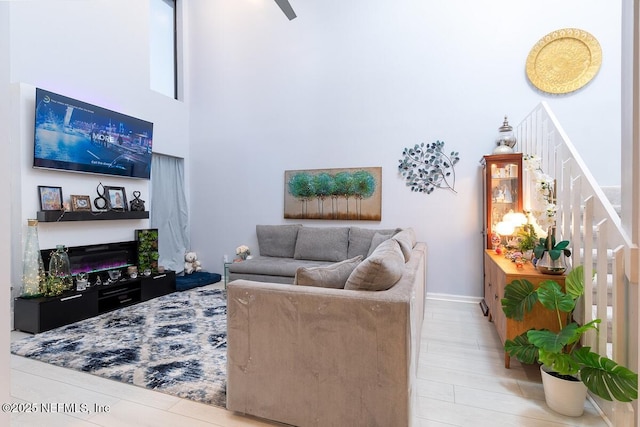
[33, 88, 153, 179]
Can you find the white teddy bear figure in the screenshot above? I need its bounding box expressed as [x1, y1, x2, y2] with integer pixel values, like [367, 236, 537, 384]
[184, 251, 202, 275]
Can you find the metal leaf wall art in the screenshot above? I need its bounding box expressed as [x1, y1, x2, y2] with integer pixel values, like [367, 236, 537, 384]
[398, 141, 460, 194]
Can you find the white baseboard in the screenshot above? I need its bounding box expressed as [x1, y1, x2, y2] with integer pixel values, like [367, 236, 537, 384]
[426, 292, 483, 304]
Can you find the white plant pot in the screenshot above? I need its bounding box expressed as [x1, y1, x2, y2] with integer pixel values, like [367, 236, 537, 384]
[540, 365, 588, 417]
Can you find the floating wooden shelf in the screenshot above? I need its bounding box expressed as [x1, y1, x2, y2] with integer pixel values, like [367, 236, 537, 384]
[37, 210, 149, 222]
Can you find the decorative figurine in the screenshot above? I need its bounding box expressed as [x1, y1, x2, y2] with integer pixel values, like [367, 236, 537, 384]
[129, 191, 146, 211]
[490, 233, 501, 251]
[94, 182, 108, 210]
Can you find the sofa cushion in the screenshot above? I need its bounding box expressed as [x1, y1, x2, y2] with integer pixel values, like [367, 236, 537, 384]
[257, 224, 302, 258]
[228, 256, 331, 277]
[294, 227, 349, 262]
[367, 232, 393, 257]
[345, 239, 405, 291]
[294, 256, 363, 289]
[347, 227, 399, 258]
[392, 228, 416, 262]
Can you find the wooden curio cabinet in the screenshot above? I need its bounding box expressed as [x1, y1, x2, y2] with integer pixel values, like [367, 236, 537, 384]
[481, 153, 523, 249]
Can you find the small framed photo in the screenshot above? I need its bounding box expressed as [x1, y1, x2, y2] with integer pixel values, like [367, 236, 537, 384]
[38, 186, 63, 211]
[105, 186, 128, 211]
[71, 195, 92, 211]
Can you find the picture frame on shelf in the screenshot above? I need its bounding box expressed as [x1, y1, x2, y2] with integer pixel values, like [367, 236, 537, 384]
[70, 195, 92, 212]
[105, 186, 128, 211]
[38, 186, 63, 211]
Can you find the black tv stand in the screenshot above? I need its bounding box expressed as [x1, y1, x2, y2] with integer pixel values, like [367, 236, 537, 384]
[14, 271, 175, 334]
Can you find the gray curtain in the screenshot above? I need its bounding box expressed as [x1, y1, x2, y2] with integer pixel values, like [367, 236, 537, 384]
[150, 154, 189, 272]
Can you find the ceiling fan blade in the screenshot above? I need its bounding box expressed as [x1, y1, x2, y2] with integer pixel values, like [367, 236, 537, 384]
[273, 0, 297, 20]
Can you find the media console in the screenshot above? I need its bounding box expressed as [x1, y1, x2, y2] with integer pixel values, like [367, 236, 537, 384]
[14, 271, 175, 334]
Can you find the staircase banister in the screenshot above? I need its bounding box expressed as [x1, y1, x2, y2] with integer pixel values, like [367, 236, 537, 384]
[538, 102, 630, 244]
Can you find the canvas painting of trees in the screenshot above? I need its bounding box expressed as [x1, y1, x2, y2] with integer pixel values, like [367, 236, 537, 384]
[284, 167, 382, 220]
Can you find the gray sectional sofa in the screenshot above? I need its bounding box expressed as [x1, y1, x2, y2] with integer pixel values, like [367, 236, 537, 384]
[227, 224, 402, 284]
[226, 224, 427, 426]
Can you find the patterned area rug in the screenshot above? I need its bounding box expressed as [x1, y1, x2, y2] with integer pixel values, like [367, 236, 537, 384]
[11, 288, 227, 407]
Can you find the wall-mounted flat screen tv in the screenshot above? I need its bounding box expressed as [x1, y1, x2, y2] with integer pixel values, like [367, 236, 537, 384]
[33, 88, 153, 179]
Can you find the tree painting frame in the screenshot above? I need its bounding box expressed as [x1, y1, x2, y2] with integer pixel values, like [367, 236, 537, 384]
[284, 167, 382, 221]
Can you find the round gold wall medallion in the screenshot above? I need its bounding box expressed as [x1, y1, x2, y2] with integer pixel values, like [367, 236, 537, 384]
[526, 28, 602, 94]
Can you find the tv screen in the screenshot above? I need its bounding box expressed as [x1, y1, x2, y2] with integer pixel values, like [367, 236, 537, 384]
[33, 88, 153, 179]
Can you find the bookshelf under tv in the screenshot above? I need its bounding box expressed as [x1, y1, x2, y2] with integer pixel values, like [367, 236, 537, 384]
[37, 210, 149, 222]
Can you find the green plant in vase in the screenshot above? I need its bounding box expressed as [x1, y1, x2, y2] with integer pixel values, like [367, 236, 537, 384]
[517, 223, 537, 254]
[533, 234, 571, 261]
[501, 265, 637, 412]
[533, 232, 571, 275]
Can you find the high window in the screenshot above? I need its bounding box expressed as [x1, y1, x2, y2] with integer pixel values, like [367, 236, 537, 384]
[150, 0, 177, 99]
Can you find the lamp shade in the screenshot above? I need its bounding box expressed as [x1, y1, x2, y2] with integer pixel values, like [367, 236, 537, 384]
[503, 210, 527, 227]
[495, 221, 515, 236]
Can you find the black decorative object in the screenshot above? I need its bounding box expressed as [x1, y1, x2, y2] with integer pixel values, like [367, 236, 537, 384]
[398, 141, 460, 194]
[129, 191, 146, 211]
[94, 182, 108, 210]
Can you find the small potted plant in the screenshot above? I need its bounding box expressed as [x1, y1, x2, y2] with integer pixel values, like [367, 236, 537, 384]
[517, 222, 537, 258]
[533, 232, 571, 275]
[501, 266, 638, 417]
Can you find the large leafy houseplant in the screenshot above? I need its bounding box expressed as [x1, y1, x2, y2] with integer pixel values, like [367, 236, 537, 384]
[501, 265, 638, 402]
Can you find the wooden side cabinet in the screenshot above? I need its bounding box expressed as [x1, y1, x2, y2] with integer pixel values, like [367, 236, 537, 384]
[481, 153, 523, 249]
[484, 250, 565, 368]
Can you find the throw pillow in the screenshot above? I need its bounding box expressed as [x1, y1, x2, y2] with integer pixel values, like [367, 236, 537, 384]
[256, 224, 302, 258]
[367, 232, 392, 257]
[294, 256, 363, 289]
[294, 227, 349, 262]
[392, 228, 416, 262]
[347, 227, 398, 259]
[345, 239, 405, 291]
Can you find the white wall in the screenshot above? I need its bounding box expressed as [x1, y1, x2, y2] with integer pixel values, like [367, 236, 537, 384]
[187, 0, 621, 298]
[0, 2, 12, 423]
[3, 1, 623, 302]
[6, 1, 190, 296]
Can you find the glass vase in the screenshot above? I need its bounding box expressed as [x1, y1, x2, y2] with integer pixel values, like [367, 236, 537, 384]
[21, 219, 45, 297]
[49, 245, 73, 291]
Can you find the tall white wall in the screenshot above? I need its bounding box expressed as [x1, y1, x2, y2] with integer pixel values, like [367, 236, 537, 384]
[6, 1, 190, 295]
[3, 0, 623, 302]
[0, 2, 12, 423]
[187, 0, 621, 298]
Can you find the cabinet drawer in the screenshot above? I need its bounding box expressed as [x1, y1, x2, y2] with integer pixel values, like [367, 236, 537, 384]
[15, 292, 98, 334]
[98, 288, 141, 313]
[141, 272, 175, 300]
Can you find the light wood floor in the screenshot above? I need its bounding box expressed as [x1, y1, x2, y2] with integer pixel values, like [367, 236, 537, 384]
[10, 290, 608, 426]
